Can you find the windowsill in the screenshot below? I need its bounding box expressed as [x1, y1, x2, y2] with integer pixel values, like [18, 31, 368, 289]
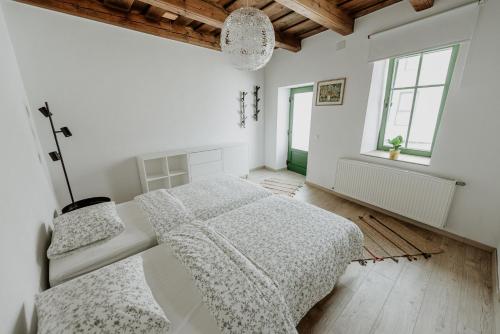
[361, 150, 431, 166]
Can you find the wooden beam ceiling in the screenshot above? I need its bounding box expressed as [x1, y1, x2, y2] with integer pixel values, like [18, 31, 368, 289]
[274, 31, 302, 51]
[226, 0, 273, 12]
[145, 5, 179, 21]
[103, 0, 134, 11]
[15, 0, 408, 53]
[273, 0, 354, 35]
[409, 0, 434, 11]
[141, 0, 301, 51]
[140, 0, 228, 28]
[17, 0, 220, 50]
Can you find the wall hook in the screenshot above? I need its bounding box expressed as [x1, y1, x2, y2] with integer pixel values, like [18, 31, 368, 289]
[253, 86, 261, 121]
[239, 91, 248, 128]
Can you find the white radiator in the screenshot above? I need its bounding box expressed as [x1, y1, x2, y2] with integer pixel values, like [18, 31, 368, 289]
[334, 159, 456, 228]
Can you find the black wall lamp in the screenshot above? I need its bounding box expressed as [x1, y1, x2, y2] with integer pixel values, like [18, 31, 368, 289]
[39, 102, 110, 214]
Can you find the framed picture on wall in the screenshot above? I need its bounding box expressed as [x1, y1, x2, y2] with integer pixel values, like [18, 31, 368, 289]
[316, 78, 346, 106]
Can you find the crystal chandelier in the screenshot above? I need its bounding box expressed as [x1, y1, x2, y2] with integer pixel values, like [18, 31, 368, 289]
[220, 7, 275, 71]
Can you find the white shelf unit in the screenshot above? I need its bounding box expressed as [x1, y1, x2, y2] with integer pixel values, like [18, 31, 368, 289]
[137, 143, 249, 193]
[137, 152, 190, 193]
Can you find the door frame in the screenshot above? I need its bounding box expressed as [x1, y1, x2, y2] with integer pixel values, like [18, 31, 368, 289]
[287, 85, 313, 175]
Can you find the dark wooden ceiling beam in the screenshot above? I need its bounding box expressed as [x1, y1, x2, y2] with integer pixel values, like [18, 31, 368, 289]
[272, 12, 306, 31]
[275, 31, 301, 51]
[103, 0, 134, 11]
[140, 0, 228, 28]
[283, 18, 319, 35]
[195, 23, 218, 33]
[298, 25, 326, 38]
[262, 2, 292, 21]
[225, 0, 273, 11]
[273, 0, 353, 35]
[409, 0, 433, 11]
[16, 0, 220, 50]
[145, 5, 179, 21]
[141, 0, 301, 51]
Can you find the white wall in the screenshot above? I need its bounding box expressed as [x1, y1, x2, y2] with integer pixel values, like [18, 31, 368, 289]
[3, 2, 265, 205]
[264, 0, 500, 246]
[0, 2, 59, 332]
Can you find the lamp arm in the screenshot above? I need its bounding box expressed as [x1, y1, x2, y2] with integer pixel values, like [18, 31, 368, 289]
[45, 102, 75, 204]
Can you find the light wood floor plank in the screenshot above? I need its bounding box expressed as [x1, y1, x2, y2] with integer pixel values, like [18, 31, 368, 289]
[456, 246, 494, 334]
[412, 238, 466, 334]
[370, 257, 434, 334]
[248, 169, 494, 334]
[329, 271, 396, 334]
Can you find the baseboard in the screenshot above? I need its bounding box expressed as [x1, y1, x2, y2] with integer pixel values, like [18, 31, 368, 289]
[263, 166, 287, 172]
[250, 165, 266, 172]
[493, 250, 499, 298]
[305, 180, 495, 253]
[493, 250, 500, 334]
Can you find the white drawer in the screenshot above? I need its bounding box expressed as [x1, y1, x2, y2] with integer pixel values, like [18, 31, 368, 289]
[189, 149, 222, 165]
[190, 161, 224, 180]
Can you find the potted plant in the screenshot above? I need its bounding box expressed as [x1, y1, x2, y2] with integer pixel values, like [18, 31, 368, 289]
[388, 135, 403, 160]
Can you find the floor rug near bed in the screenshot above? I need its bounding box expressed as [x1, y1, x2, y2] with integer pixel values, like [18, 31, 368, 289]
[352, 214, 443, 265]
[260, 178, 304, 196]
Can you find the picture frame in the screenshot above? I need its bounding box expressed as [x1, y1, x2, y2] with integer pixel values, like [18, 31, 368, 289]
[316, 78, 346, 106]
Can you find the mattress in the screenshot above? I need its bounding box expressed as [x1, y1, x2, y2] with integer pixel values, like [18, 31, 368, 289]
[49, 201, 157, 286]
[167, 174, 272, 221]
[141, 244, 220, 334]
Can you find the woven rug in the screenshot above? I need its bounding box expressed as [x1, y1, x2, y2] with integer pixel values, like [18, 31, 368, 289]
[351, 214, 443, 264]
[260, 178, 304, 196]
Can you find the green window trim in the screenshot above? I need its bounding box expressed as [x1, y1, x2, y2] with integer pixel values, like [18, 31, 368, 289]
[377, 44, 460, 157]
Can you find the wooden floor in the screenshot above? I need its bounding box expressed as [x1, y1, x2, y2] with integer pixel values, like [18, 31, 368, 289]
[249, 168, 494, 334]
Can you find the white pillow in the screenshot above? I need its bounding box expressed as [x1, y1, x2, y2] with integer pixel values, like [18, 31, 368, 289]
[36, 256, 170, 334]
[47, 202, 125, 259]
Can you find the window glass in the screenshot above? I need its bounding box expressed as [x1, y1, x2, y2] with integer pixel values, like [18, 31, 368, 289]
[291, 92, 313, 151]
[383, 89, 414, 146]
[378, 45, 458, 156]
[394, 55, 419, 88]
[419, 48, 453, 86]
[407, 87, 444, 151]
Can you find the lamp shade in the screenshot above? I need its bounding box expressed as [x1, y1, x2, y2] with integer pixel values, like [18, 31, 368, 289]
[220, 7, 275, 71]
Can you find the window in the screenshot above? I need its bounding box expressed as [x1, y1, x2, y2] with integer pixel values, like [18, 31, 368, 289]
[377, 45, 459, 157]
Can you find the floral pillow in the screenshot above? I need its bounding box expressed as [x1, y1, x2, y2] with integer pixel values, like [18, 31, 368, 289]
[36, 256, 170, 334]
[47, 202, 125, 259]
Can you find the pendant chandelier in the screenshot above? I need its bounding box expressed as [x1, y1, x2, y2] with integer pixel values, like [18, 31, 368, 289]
[220, 7, 275, 71]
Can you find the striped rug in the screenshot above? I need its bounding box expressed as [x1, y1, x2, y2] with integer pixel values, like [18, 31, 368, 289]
[351, 214, 443, 264]
[260, 178, 304, 196]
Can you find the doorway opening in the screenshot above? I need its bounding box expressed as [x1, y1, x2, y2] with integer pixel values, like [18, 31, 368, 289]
[287, 85, 313, 175]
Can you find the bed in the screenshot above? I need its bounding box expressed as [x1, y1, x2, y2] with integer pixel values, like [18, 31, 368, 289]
[49, 200, 157, 286]
[139, 194, 364, 331]
[42, 194, 363, 333]
[49, 174, 272, 286]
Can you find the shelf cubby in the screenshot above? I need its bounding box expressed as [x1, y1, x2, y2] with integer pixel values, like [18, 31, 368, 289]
[170, 173, 189, 188]
[167, 154, 188, 176]
[144, 157, 168, 181]
[147, 177, 170, 191]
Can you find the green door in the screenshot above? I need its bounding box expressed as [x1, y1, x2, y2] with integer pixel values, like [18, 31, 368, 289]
[287, 85, 313, 175]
